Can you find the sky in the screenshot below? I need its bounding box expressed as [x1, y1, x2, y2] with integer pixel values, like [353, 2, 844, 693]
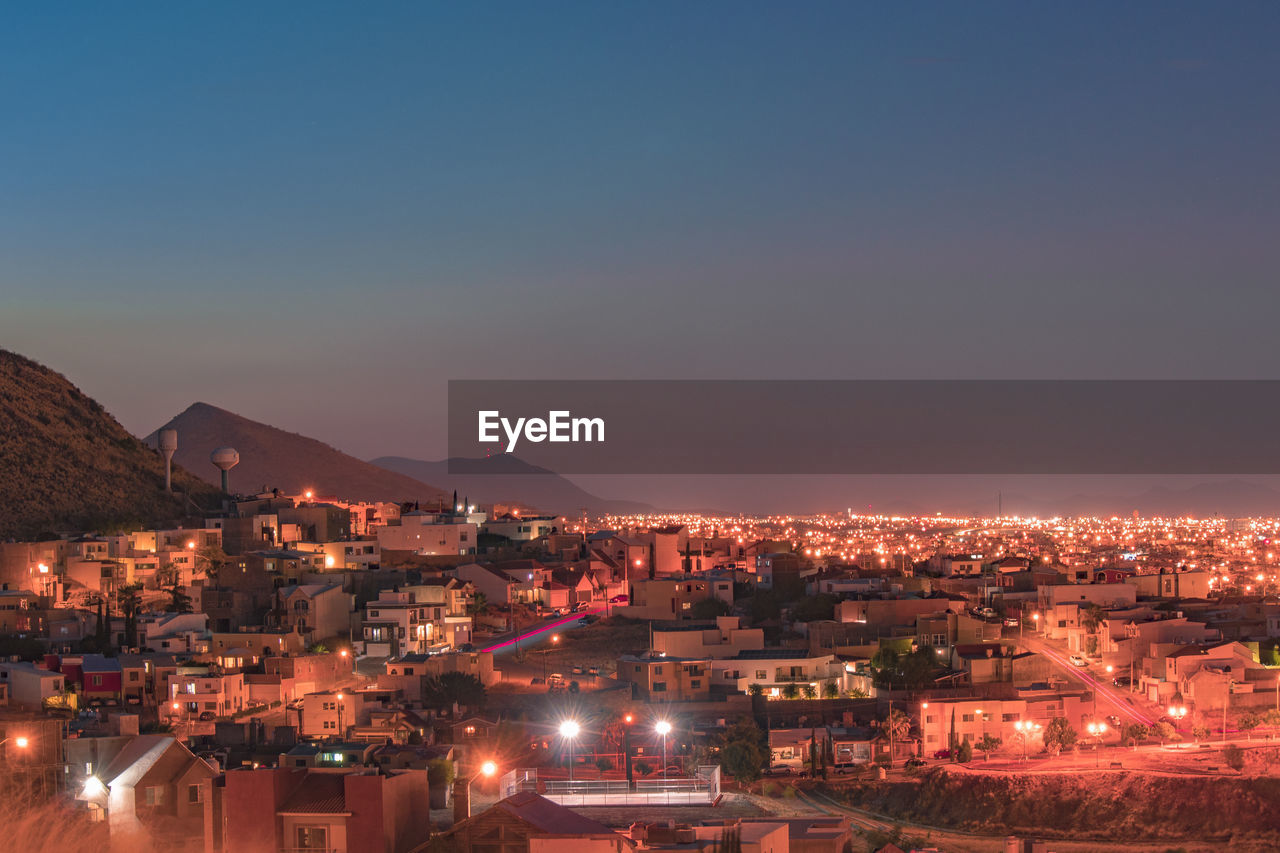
[3, 3, 1280, 508]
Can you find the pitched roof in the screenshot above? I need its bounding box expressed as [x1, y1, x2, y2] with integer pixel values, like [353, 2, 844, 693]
[492, 792, 618, 835]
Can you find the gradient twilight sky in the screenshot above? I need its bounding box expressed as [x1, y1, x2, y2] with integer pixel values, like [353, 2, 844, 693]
[3, 3, 1280, 469]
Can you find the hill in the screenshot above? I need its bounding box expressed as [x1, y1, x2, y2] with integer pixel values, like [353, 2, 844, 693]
[0, 349, 220, 539]
[145, 403, 446, 503]
[369, 454, 655, 516]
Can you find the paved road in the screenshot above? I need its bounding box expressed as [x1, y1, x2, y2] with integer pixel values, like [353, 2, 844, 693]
[1023, 636, 1158, 728]
[479, 606, 606, 656]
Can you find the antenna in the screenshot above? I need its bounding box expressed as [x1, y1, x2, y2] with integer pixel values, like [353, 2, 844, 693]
[210, 447, 240, 494]
[158, 429, 178, 491]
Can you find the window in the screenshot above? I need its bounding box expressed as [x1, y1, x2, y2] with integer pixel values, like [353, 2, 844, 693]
[755, 670, 767, 680]
[144, 786, 163, 806]
[296, 826, 328, 851]
[690, 680, 701, 688]
[187, 784, 202, 804]
[652, 682, 667, 692]
[962, 713, 974, 722]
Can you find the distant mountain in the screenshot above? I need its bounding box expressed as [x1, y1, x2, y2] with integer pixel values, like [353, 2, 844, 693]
[145, 403, 446, 503]
[1034, 480, 1280, 519]
[370, 455, 655, 516]
[0, 349, 220, 539]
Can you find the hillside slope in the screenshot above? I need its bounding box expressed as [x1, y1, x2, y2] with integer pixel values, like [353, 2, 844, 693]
[0, 350, 220, 539]
[146, 403, 446, 503]
[370, 454, 654, 515]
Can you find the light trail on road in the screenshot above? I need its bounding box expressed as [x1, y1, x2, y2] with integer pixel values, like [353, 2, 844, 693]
[479, 606, 606, 653]
[1033, 642, 1157, 727]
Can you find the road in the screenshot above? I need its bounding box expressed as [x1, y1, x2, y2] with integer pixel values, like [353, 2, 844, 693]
[1023, 635, 1158, 728]
[479, 605, 606, 656]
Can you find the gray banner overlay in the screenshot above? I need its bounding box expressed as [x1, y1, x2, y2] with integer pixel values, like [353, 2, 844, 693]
[447, 380, 1280, 475]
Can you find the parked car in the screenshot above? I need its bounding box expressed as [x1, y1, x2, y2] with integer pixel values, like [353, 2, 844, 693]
[832, 761, 859, 774]
[932, 748, 953, 760]
[530, 676, 545, 685]
[1106, 715, 1122, 728]
[198, 711, 217, 721]
[979, 607, 998, 619]
[1004, 617, 1020, 627]
[548, 673, 564, 686]
[1112, 675, 1131, 686]
[1069, 655, 1088, 667]
[571, 665, 584, 675]
[905, 757, 927, 769]
[587, 666, 600, 676]
[610, 594, 629, 604]
[574, 602, 590, 611]
[766, 764, 793, 776]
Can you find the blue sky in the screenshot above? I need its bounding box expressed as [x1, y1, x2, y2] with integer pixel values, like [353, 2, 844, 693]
[3, 3, 1279, 464]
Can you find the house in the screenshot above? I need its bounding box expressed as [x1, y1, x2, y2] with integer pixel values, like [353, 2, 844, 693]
[275, 582, 354, 640]
[300, 689, 372, 739]
[710, 650, 848, 698]
[138, 612, 210, 654]
[0, 661, 66, 708]
[618, 574, 735, 621]
[617, 653, 713, 702]
[166, 666, 247, 719]
[651, 617, 764, 659]
[222, 766, 431, 853]
[76, 735, 217, 853]
[445, 792, 632, 853]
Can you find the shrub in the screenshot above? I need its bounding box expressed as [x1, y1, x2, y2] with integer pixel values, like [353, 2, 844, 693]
[957, 741, 973, 762]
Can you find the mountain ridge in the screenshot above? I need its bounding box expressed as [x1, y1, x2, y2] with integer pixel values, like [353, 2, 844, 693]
[145, 402, 447, 503]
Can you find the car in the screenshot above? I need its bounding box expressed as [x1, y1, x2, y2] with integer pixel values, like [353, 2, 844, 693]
[1069, 655, 1088, 667]
[530, 676, 545, 685]
[979, 607, 998, 619]
[587, 666, 600, 676]
[1112, 675, 1131, 686]
[571, 666, 584, 675]
[198, 711, 217, 721]
[574, 602, 590, 612]
[548, 673, 564, 685]
[1004, 617, 1020, 627]
[1106, 715, 1122, 728]
[932, 748, 952, 760]
[766, 764, 793, 776]
[905, 758, 927, 769]
[832, 761, 858, 774]
[610, 594, 630, 604]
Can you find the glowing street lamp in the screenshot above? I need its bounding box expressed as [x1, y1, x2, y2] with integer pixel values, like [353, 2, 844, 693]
[655, 720, 672, 779]
[559, 719, 581, 782]
[1086, 721, 1108, 768]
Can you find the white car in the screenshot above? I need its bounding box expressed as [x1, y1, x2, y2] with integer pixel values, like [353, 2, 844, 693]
[1069, 655, 1088, 667]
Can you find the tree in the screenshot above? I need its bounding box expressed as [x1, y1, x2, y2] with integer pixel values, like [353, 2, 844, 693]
[422, 672, 487, 712]
[781, 682, 799, 700]
[1043, 717, 1077, 754]
[467, 592, 489, 617]
[716, 716, 767, 783]
[195, 545, 228, 586]
[800, 684, 817, 700]
[822, 682, 839, 699]
[747, 683, 764, 697]
[426, 758, 455, 788]
[881, 707, 911, 744]
[1239, 712, 1263, 740]
[1153, 721, 1179, 745]
[717, 827, 742, 853]
[117, 583, 142, 650]
[1223, 744, 1245, 773]
[957, 740, 973, 762]
[1122, 722, 1150, 746]
[169, 582, 193, 614]
[1192, 725, 1211, 743]
[689, 597, 732, 620]
[94, 598, 109, 650]
[1079, 604, 1106, 657]
[976, 733, 1003, 757]
[790, 594, 839, 623]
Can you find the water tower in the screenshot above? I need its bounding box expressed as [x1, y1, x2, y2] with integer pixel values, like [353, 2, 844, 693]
[210, 446, 240, 493]
[158, 429, 178, 491]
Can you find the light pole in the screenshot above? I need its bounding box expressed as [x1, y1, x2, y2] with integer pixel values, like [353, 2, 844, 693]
[1086, 721, 1108, 768]
[467, 760, 498, 819]
[1168, 705, 1187, 745]
[541, 634, 560, 682]
[655, 720, 672, 780]
[336, 692, 345, 740]
[559, 719, 580, 783]
[1013, 720, 1041, 761]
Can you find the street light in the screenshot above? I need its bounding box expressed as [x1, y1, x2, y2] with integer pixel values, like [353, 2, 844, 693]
[336, 693, 346, 740]
[559, 719, 581, 782]
[655, 720, 672, 779]
[1086, 721, 1108, 768]
[1013, 720, 1041, 761]
[461, 760, 499, 819]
